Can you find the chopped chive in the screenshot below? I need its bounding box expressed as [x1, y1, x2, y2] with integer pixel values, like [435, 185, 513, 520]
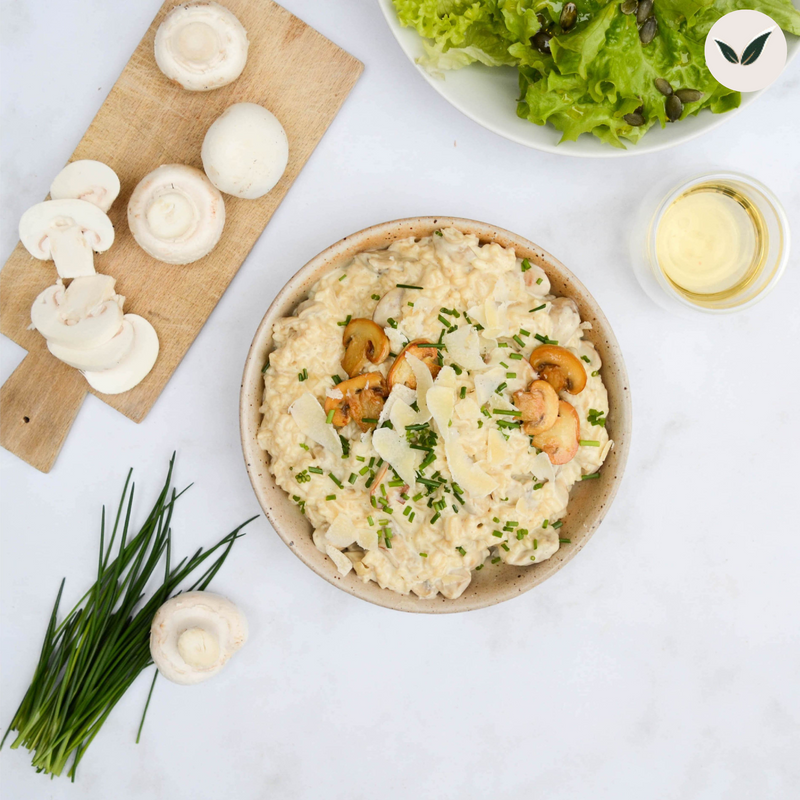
[492, 530, 503, 538]
[370, 494, 377, 507]
[536, 277, 543, 285]
[387, 318, 398, 329]
[415, 343, 446, 349]
[262, 361, 270, 373]
[533, 539, 538, 550]
[530, 304, 546, 312]
[501, 543, 510, 551]
[325, 409, 335, 424]
[403, 505, 411, 517]
[388, 479, 405, 487]
[431, 512, 441, 524]
[308, 466, 323, 474]
[475, 564, 484, 570]
[592, 370, 600, 377]
[412, 492, 424, 502]
[519, 329, 531, 337]
[408, 302, 414, 307]
[326, 494, 336, 501]
[438, 315, 450, 327]
[581, 355, 591, 363]
[460, 386, 467, 399]
[298, 368, 308, 381]
[559, 538, 571, 544]
[451, 364, 463, 376]
[521, 259, 532, 272]
[361, 418, 379, 425]
[367, 516, 374, 526]
[533, 482, 543, 490]
[491, 557, 501, 564]
[500, 361, 509, 369]
[419, 552, 427, 557]
[582, 473, 601, 480]
[579, 440, 601, 447]
[542, 519, 549, 528]
[434, 230, 443, 237]
[337, 314, 352, 327]
[299, 443, 309, 451]
[397, 283, 423, 290]
[493, 409, 522, 417]
[495, 382, 508, 394]
[356, 456, 365, 462]
[408, 511, 415, 522]
[509, 353, 523, 360]
[339, 274, 346, 281]
[497, 342, 509, 348]
[380, 483, 387, 497]
[512, 335, 525, 348]
[348, 473, 358, 484]
[371, 294, 381, 301]
[552, 521, 563, 529]
[456, 546, 466, 556]
[332, 374, 342, 385]
[506, 372, 517, 379]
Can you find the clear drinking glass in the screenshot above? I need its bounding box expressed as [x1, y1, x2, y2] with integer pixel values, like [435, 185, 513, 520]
[631, 172, 790, 315]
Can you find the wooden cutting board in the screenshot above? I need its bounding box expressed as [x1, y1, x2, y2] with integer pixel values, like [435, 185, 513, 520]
[0, 0, 362, 473]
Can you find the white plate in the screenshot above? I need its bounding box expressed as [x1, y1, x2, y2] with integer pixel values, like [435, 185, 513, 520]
[378, 0, 798, 158]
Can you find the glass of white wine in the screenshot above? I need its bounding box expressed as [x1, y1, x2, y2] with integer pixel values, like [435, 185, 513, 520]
[633, 172, 790, 314]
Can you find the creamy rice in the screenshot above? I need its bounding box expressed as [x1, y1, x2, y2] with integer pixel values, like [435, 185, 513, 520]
[258, 228, 612, 599]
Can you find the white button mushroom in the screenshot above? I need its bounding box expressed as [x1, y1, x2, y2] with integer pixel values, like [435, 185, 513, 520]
[127, 164, 225, 264]
[19, 199, 114, 279]
[83, 314, 159, 395]
[47, 316, 135, 372]
[149, 591, 248, 685]
[154, 1, 249, 91]
[30, 275, 124, 350]
[50, 160, 121, 212]
[201, 102, 288, 199]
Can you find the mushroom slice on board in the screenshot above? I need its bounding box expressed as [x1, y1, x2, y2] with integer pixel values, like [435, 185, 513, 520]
[529, 344, 587, 395]
[154, 2, 249, 92]
[50, 160, 121, 212]
[387, 340, 441, 389]
[201, 103, 288, 199]
[341, 318, 390, 377]
[83, 315, 159, 395]
[513, 379, 559, 436]
[531, 400, 580, 465]
[127, 164, 225, 265]
[48, 316, 135, 372]
[149, 591, 248, 685]
[30, 275, 124, 350]
[19, 199, 114, 279]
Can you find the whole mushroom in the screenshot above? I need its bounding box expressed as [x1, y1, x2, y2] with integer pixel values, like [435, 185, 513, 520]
[149, 591, 248, 685]
[201, 103, 289, 199]
[154, 1, 249, 91]
[127, 164, 225, 264]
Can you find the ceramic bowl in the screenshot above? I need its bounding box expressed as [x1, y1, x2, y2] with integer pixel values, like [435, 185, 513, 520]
[240, 217, 632, 613]
[377, 0, 799, 158]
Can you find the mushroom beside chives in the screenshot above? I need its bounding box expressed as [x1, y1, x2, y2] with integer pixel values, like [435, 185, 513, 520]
[201, 103, 289, 199]
[149, 591, 248, 685]
[19, 199, 114, 279]
[154, 1, 249, 92]
[127, 164, 225, 264]
[50, 160, 120, 212]
[529, 344, 587, 395]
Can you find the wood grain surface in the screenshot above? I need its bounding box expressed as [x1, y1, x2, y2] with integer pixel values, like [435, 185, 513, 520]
[0, 0, 362, 473]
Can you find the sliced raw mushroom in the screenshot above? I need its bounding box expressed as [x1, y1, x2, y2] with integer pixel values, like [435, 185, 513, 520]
[127, 164, 225, 264]
[513, 379, 559, 436]
[19, 199, 114, 279]
[83, 314, 159, 395]
[48, 316, 135, 371]
[530, 344, 587, 395]
[154, 1, 249, 91]
[49, 160, 120, 212]
[324, 372, 387, 431]
[201, 103, 288, 199]
[149, 591, 248, 685]
[531, 400, 580, 465]
[30, 275, 124, 349]
[372, 288, 404, 328]
[341, 318, 390, 377]
[387, 340, 441, 390]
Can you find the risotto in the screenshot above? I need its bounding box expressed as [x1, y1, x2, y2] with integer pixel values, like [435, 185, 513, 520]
[257, 228, 612, 599]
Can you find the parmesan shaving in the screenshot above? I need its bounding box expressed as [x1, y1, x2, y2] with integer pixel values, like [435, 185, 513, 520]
[443, 325, 485, 370]
[473, 367, 505, 406]
[325, 545, 353, 577]
[406, 353, 433, 421]
[289, 392, 342, 457]
[372, 427, 419, 486]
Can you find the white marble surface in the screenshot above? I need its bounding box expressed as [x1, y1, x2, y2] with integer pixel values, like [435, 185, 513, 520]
[1, 1, 798, 797]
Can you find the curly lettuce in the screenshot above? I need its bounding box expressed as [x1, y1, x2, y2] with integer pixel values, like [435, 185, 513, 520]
[392, 0, 800, 147]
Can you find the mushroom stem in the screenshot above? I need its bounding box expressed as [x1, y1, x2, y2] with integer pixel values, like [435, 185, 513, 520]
[48, 220, 95, 278]
[177, 627, 220, 669]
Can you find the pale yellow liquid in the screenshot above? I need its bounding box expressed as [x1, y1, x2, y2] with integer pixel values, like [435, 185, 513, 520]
[656, 183, 767, 306]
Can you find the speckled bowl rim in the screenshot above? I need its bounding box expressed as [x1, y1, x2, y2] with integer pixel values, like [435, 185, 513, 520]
[240, 217, 631, 613]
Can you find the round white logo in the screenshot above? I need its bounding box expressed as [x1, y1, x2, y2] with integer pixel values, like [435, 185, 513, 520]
[705, 10, 787, 92]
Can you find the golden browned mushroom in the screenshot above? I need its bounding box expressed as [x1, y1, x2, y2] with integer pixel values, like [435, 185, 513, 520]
[531, 400, 580, 465]
[513, 379, 559, 436]
[387, 340, 442, 389]
[530, 345, 586, 395]
[341, 318, 390, 378]
[324, 372, 387, 432]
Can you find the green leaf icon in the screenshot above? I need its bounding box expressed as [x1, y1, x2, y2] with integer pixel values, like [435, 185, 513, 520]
[741, 29, 774, 65]
[715, 39, 739, 64]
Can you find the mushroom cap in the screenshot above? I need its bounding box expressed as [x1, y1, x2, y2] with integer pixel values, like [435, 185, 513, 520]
[154, 1, 248, 91]
[48, 315, 135, 372]
[19, 199, 114, 261]
[31, 276, 125, 350]
[201, 102, 288, 199]
[149, 591, 248, 685]
[127, 164, 225, 265]
[50, 160, 121, 212]
[83, 314, 159, 395]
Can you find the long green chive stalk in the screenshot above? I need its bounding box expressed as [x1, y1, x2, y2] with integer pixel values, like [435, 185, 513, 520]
[1, 456, 256, 781]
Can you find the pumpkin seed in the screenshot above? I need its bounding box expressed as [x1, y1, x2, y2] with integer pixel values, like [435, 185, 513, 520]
[624, 112, 646, 126]
[655, 77, 672, 96]
[675, 88, 704, 103]
[665, 94, 683, 121]
[621, 0, 638, 14]
[636, 0, 654, 25]
[532, 30, 552, 54]
[560, 2, 577, 31]
[639, 16, 658, 44]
